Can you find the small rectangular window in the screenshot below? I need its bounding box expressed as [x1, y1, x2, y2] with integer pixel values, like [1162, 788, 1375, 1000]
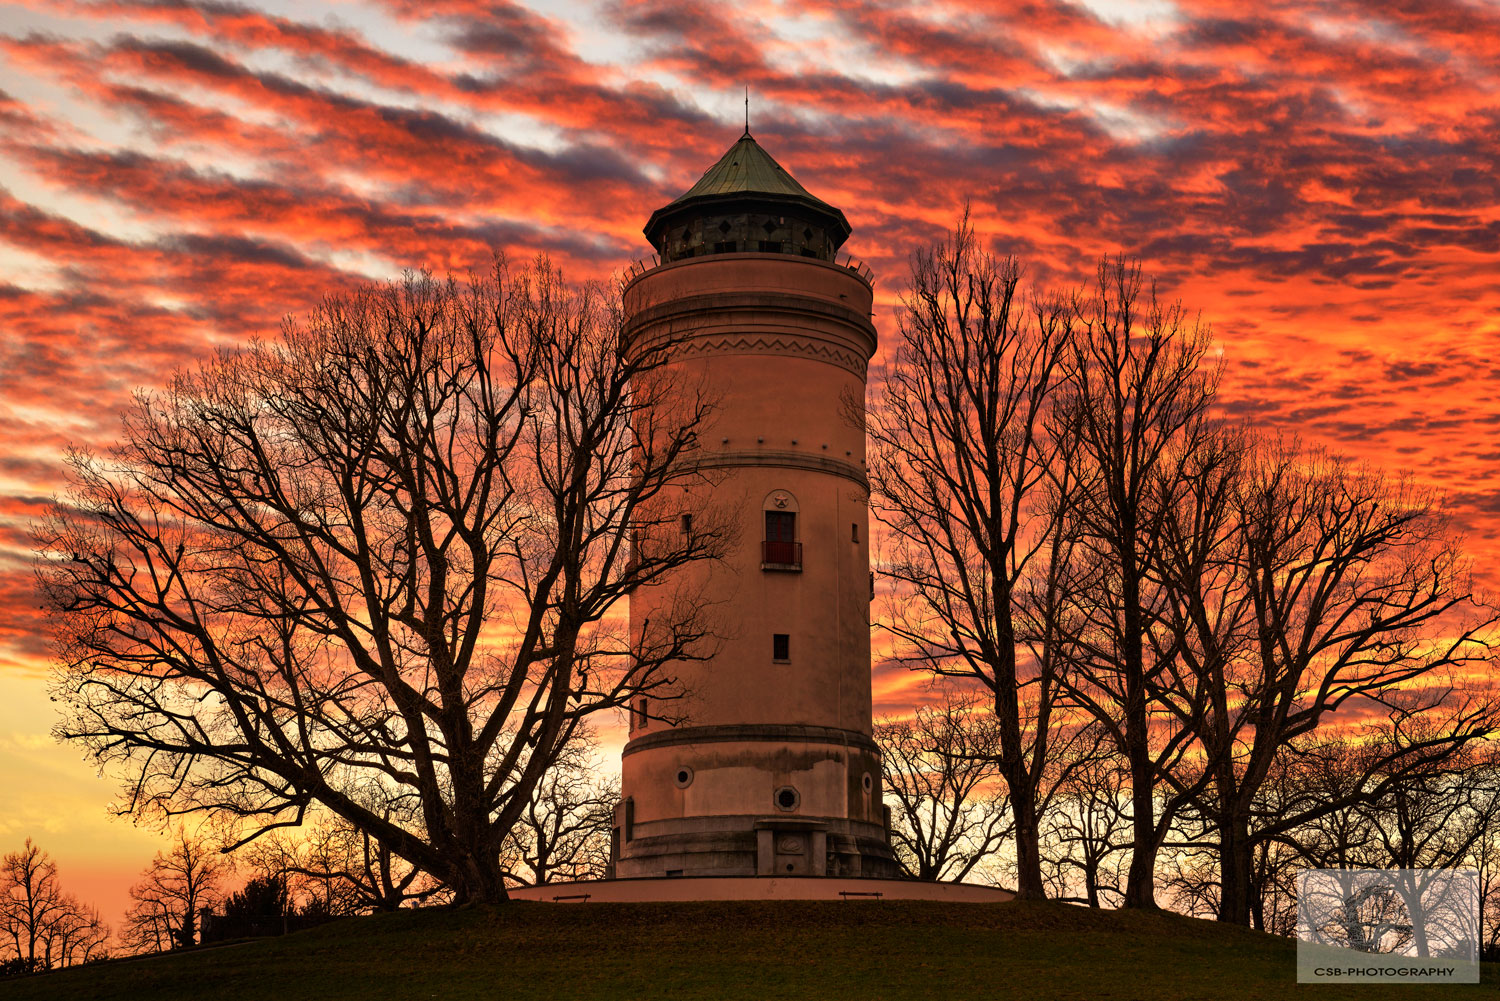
[852, 522, 859, 543]
[681, 513, 692, 535]
[773, 634, 790, 661]
[632, 696, 648, 730]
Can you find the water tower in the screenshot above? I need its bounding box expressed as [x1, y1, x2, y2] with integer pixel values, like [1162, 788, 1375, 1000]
[612, 129, 896, 880]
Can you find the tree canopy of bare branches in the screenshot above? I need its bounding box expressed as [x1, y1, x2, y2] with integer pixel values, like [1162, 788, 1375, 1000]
[245, 808, 439, 915]
[1180, 443, 1497, 923]
[500, 727, 614, 886]
[0, 840, 109, 969]
[875, 692, 1012, 883]
[124, 829, 229, 953]
[38, 257, 722, 904]
[864, 214, 1074, 899]
[1051, 256, 1226, 909]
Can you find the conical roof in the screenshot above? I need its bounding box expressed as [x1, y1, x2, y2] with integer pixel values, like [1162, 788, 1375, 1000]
[669, 132, 822, 205]
[644, 131, 850, 249]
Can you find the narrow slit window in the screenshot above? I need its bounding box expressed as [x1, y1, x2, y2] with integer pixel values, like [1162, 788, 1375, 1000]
[681, 513, 692, 535]
[773, 633, 790, 661]
[852, 522, 859, 543]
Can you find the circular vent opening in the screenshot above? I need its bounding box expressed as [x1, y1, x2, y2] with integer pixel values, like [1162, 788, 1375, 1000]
[674, 766, 694, 789]
[774, 786, 799, 812]
[861, 773, 874, 794]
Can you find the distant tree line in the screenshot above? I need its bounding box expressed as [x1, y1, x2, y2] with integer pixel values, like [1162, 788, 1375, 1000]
[0, 731, 619, 967]
[865, 213, 1498, 942]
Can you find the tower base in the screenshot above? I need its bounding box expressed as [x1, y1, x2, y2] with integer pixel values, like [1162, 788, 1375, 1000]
[509, 875, 1014, 904]
[615, 814, 896, 879]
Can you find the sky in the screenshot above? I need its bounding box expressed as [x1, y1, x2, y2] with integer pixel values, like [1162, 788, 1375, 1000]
[1, 0, 1498, 940]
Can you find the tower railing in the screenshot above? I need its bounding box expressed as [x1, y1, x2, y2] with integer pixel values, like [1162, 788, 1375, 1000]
[836, 253, 875, 284]
[761, 541, 802, 571]
[625, 254, 661, 279]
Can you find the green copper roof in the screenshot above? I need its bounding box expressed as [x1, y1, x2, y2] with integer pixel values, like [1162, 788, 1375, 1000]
[668, 132, 821, 206]
[644, 131, 851, 249]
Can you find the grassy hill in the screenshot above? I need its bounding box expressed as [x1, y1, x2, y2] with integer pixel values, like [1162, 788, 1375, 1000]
[0, 899, 1490, 1001]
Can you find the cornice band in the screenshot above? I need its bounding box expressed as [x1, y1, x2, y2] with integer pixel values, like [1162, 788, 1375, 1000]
[623, 723, 880, 758]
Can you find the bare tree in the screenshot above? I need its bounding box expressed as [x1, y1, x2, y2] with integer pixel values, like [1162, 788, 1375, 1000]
[45, 897, 110, 967]
[1244, 718, 1495, 942]
[1364, 728, 1496, 868]
[1356, 726, 1498, 959]
[0, 840, 106, 969]
[1193, 443, 1497, 924]
[248, 805, 440, 916]
[500, 729, 614, 886]
[1038, 724, 1132, 907]
[0, 840, 63, 968]
[1160, 847, 1224, 919]
[38, 258, 724, 904]
[875, 691, 1012, 883]
[1054, 256, 1221, 909]
[863, 215, 1074, 899]
[1461, 748, 1500, 960]
[124, 828, 230, 952]
[1251, 837, 1304, 937]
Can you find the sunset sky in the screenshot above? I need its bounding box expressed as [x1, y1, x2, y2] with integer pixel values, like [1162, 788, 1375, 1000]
[1, 0, 1498, 936]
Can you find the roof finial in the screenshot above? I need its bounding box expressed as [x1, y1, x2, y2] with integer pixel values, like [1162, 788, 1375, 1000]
[744, 86, 750, 137]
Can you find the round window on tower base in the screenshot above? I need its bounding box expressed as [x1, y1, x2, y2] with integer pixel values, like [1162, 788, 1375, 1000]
[861, 772, 874, 794]
[774, 786, 800, 812]
[674, 766, 694, 789]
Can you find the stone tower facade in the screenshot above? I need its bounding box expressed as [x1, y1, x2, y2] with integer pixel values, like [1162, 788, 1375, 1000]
[613, 132, 896, 879]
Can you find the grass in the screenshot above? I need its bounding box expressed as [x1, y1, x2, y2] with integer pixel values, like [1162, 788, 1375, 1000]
[0, 899, 1492, 1001]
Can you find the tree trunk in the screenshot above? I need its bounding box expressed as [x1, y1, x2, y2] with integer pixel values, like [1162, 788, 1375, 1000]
[1216, 811, 1254, 925]
[176, 908, 196, 949]
[993, 642, 1046, 901]
[1121, 592, 1157, 909]
[448, 847, 510, 905]
[1122, 713, 1158, 908]
[1123, 788, 1157, 909]
[1009, 785, 1045, 899]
